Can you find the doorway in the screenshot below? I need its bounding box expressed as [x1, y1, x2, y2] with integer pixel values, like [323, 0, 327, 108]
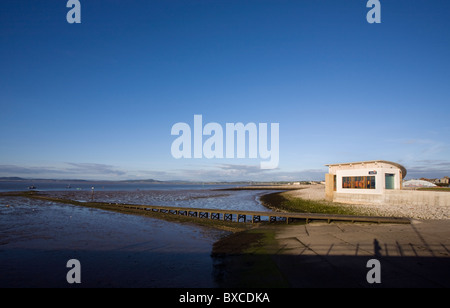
[385, 173, 395, 189]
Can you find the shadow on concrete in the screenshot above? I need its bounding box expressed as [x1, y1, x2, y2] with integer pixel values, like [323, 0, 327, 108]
[212, 241, 450, 288]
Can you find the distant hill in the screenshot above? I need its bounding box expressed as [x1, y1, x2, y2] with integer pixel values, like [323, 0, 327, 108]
[119, 179, 163, 183]
[0, 177, 27, 181]
[0, 177, 164, 183]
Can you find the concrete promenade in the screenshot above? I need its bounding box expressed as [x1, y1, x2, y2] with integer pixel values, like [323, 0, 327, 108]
[272, 220, 450, 287]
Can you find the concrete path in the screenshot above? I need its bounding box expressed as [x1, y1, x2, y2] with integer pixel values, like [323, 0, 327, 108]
[273, 220, 450, 287]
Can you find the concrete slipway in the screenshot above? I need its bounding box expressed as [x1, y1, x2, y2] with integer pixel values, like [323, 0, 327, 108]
[272, 220, 450, 287]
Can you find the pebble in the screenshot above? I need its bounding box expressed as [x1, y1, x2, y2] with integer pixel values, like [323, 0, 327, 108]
[287, 185, 450, 220]
[343, 202, 449, 220]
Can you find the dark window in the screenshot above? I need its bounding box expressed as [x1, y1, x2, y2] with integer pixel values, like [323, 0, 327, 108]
[342, 176, 376, 189]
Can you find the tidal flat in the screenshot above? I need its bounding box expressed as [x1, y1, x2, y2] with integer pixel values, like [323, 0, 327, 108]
[0, 187, 272, 287]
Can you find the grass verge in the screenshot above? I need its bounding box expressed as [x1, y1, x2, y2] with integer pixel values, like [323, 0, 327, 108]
[259, 191, 369, 216]
[212, 227, 289, 288]
[417, 187, 450, 192]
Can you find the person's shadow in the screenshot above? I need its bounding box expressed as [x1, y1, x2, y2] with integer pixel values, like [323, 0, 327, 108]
[373, 239, 382, 257]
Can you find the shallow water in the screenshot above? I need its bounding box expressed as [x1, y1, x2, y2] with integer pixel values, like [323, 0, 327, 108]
[49, 188, 272, 211]
[0, 187, 274, 287]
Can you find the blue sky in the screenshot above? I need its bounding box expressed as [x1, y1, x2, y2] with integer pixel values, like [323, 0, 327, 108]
[1, 0, 449, 181]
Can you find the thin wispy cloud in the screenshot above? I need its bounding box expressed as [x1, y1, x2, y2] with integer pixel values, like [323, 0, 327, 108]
[173, 163, 326, 182]
[403, 159, 450, 179]
[0, 165, 61, 175]
[396, 138, 448, 155]
[65, 163, 126, 176]
[0, 163, 127, 179]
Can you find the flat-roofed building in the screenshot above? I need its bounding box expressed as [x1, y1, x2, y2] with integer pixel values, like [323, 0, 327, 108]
[324, 160, 450, 210]
[325, 160, 407, 202]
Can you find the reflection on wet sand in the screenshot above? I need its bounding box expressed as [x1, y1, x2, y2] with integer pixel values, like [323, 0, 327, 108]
[0, 188, 272, 288]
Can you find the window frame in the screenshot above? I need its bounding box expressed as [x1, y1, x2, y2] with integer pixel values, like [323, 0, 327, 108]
[342, 176, 376, 189]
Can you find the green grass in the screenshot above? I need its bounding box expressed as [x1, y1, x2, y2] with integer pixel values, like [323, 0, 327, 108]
[417, 187, 450, 192]
[239, 228, 289, 287]
[212, 227, 289, 288]
[260, 191, 366, 216]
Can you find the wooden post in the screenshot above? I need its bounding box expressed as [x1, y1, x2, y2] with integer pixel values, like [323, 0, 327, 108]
[325, 173, 335, 201]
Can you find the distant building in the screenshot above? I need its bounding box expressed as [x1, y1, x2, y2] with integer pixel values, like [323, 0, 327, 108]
[419, 177, 449, 186]
[435, 176, 450, 186]
[324, 160, 406, 202]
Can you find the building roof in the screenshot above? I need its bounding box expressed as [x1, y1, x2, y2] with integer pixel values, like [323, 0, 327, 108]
[325, 160, 407, 179]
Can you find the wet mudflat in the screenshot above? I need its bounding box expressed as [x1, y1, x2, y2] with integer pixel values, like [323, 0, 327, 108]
[0, 195, 230, 287]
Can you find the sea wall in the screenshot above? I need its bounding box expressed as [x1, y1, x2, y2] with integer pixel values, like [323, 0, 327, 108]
[334, 190, 450, 207]
[332, 190, 450, 219]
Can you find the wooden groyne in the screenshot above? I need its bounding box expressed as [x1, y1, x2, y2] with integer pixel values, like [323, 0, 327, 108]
[0, 191, 411, 225]
[116, 203, 411, 224]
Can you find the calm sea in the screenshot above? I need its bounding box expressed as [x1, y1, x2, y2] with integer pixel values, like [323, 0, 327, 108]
[0, 182, 275, 288]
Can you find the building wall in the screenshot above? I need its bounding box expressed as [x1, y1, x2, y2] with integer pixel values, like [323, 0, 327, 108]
[333, 167, 402, 195]
[326, 161, 407, 205]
